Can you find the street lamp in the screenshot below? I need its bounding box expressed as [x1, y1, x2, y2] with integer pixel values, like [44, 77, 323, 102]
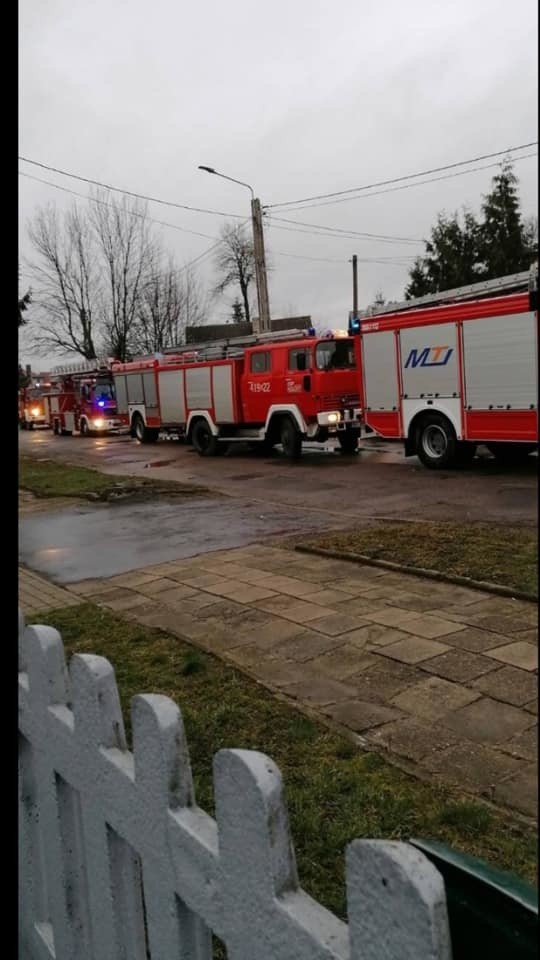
[198, 165, 271, 333]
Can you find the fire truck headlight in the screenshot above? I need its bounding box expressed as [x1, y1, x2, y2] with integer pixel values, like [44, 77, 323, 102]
[31, 407, 41, 417]
[93, 418, 104, 429]
[327, 413, 339, 424]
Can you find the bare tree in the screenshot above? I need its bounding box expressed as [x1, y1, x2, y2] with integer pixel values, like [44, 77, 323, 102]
[213, 223, 255, 323]
[182, 265, 208, 331]
[25, 191, 209, 363]
[135, 256, 183, 353]
[134, 259, 208, 353]
[18, 290, 32, 327]
[90, 191, 154, 361]
[26, 204, 100, 358]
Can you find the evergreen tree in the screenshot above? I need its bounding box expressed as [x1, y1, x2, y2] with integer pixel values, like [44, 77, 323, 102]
[231, 297, 244, 322]
[404, 160, 536, 297]
[405, 209, 480, 298]
[477, 159, 533, 277]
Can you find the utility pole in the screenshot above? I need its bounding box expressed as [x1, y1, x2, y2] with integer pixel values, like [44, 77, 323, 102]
[198, 166, 272, 335]
[351, 254, 358, 325]
[251, 198, 271, 333]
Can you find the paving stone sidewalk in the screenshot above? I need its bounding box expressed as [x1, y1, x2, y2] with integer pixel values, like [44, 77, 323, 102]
[20, 545, 538, 819]
[19, 566, 84, 616]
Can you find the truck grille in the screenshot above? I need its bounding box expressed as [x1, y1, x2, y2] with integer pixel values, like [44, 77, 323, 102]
[318, 393, 360, 408]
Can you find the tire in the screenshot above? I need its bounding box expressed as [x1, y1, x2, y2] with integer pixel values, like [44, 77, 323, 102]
[280, 416, 302, 459]
[338, 430, 359, 455]
[415, 414, 457, 469]
[192, 419, 220, 456]
[133, 414, 159, 444]
[486, 442, 536, 465]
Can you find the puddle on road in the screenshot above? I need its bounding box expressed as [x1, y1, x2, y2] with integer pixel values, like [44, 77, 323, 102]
[19, 497, 335, 583]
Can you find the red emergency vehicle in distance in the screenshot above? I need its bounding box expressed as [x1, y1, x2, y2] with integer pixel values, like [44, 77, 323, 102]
[112, 329, 362, 458]
[18, 380, 51, 430]
[43, 360, 123, 436]
[349, 265, 538, 469]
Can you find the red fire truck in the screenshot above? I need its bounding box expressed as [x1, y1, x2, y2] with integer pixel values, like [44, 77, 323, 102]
[112, 329, 362, 457]
[43, 360, 123, 436]
[18, 380, 51, 429]
[348, 266, 538, 468]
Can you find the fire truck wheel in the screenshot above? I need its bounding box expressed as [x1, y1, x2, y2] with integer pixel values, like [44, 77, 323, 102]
[192, 419, 220, 456]
[280, 417, 302, 459]
[132, 414, 158, 444]
[416, 414, 457, 469]
[338, 431, 358, 455]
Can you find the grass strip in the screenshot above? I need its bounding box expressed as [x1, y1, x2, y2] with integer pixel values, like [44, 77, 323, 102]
[297, 522, 538, 597]
[19, 455, 209, 501]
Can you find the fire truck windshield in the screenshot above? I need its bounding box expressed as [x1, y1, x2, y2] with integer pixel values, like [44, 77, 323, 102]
[315, 339, 356, 371]
[95, 379, 115, 401]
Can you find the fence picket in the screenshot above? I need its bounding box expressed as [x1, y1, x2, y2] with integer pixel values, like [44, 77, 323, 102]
[19, 612, 453, 960]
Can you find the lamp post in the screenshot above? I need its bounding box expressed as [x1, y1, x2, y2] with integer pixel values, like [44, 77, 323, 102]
[198, 165, 271, 333]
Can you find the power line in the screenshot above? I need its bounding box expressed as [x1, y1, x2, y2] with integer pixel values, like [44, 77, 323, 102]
[266, 141, 538, 209]
[273, 250, 414, 265]
[20, 172, 221, 242]
[267, 214, 422, 243]
[265, 219, 420, 245]
[273, 152, 538, 213]
[19, 169, 416, 271]
[18, 156, 247, 220]
[19, 170, 247, 275]
[266, 216, 421, 245]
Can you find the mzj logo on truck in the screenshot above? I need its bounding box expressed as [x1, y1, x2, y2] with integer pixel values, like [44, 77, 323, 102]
[404, 346, 454, 368]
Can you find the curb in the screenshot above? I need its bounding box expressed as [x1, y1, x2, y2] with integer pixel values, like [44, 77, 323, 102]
[294, 545, 538, 604]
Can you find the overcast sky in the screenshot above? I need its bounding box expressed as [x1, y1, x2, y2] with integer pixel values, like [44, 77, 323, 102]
[19, 0, 538, 369]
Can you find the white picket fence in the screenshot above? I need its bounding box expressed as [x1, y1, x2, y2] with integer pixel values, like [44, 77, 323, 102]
[18, 610, 453, 960]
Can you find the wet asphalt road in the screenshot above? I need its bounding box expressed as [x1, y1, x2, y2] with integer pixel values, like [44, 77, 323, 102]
[20, 429, 538, 526]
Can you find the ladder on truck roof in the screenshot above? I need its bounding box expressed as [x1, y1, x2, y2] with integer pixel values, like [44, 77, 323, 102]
[51, 358, 113, 377]
[353, 265, 537, 321]
[162, 327, 314, 362]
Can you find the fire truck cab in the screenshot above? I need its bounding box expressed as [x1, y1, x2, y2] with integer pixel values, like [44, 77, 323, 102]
[18, 383, 51, 429]
[112, 329, 362, 457]
[44, 361, 123, 437]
